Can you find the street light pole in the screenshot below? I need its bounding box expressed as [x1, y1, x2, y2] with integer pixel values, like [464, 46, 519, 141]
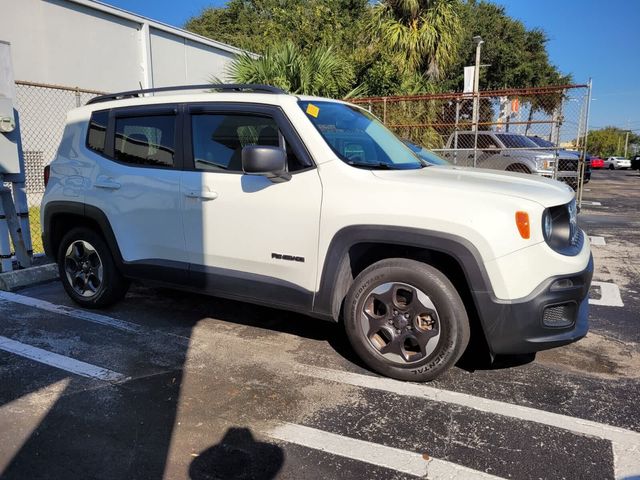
[624, 130, 630, 158]
[471, 36, 484, 167]
[472, 36, 484, 132]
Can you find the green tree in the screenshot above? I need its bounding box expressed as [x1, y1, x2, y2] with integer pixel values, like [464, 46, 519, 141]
[225, 41, 362, 98]
[185, 0, 368, 56]
[586, 127, 640, 158]
[369, 0, 462, 80]
[186, 0, 570, 99]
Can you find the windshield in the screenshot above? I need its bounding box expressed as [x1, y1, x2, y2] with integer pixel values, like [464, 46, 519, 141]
[495, 133, 539, 148]
[528, 136, 555, 148]
[402, 140, 450, 165]
[299, 100, 424, 169]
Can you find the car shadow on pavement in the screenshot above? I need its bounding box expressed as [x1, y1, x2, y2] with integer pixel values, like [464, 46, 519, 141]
[189, 427, 283, 480]
[148, 285, 370, 371]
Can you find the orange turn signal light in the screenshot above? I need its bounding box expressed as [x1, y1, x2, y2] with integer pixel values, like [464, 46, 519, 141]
[515, 211, 530, 239]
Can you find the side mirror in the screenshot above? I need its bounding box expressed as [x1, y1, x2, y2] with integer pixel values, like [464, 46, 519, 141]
[242, 145, 291, 183]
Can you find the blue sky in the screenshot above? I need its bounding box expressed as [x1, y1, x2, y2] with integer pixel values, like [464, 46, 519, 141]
[105, 0, 640, 132]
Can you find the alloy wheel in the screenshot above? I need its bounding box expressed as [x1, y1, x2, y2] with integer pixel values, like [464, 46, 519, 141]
[360, 282, 441, 365]
[64, 240, 104, 298]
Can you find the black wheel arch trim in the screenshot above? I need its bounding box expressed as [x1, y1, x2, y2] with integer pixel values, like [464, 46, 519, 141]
[44, 201, 124, 265]
[312, 225, 496, 321]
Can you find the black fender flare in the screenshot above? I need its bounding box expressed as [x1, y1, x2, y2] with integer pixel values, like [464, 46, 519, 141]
[312, 225, 497, 325]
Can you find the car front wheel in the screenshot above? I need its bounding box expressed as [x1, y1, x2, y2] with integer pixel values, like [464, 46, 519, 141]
[344, 258, 470, 382]
[57, 227, 129, 308]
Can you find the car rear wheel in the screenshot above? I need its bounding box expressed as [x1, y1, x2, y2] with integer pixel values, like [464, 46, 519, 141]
[609, 164, 615, 170]
[344, 258, 470, 382]
[58, 227, 129, 308]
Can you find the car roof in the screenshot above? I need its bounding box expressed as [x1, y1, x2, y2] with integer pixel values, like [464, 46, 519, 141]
[79, 90, 349, 115]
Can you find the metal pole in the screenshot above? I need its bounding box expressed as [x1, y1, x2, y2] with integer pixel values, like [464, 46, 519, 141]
[577, 79, 593, 209]
[472, 36, 484, 168]
[382, 97, 387, 124]
[0, 178, 13, 273]
[453, 100, 460, 165]
[472, 37, 483, 132]
[551, 90, 565, 180]
[624, 131, 630, 158]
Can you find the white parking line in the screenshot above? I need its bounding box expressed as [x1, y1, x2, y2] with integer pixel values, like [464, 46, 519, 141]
[589, 236, 606, 246]
[298, 366, 640, 479]
[582, 201, 602, 206]
[268, 422, 504, 479]
[589, 281, 624, 307]
[0, 291, 145, 333]
[0, 336, 128, 382]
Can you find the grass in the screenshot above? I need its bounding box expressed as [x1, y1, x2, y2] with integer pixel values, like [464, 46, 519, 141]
[7, 206, 43, 255]
[29, 206, 43, 254]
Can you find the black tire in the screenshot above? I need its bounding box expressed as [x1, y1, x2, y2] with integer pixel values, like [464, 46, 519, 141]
[506, 164, 531, 174]
[344, 258, 470, 382]
[57, 227, 129, 308]
[608, 164, 615, 170]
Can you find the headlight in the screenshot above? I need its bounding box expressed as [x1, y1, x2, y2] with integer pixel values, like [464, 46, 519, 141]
[542, 199, 580, 253]
[536, 156, 555, 170]
[544, 210, 553, 238]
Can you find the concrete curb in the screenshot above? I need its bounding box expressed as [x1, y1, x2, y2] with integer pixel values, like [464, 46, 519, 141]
[0, 263, 59, 291]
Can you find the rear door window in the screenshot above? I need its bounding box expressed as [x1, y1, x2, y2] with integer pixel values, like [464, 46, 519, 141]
[114, 115, 176, 168]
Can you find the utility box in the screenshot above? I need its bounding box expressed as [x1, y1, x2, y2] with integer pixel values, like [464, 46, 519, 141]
[0, 40, 20, 174]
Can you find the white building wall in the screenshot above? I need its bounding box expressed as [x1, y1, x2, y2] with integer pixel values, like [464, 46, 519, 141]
[0, 0, 243, 91]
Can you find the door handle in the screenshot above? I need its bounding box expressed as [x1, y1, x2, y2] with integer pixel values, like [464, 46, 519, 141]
[95, 176, 121, 190]
[185, 190, 218, 200]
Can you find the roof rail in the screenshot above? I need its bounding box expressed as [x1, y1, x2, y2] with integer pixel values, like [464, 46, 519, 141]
[86, 83, 287, 105]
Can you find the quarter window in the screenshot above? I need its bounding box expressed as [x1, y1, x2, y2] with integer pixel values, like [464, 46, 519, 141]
[114, 115, 176, 168]
[86, 110, 109, 154]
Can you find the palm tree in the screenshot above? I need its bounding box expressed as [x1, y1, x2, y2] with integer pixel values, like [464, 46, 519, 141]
[225, 41, 364, 98]
[371, 0, 462, 80]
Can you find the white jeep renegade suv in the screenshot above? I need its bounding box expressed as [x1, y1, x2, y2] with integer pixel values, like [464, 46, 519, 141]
[41, 84, 593, 381]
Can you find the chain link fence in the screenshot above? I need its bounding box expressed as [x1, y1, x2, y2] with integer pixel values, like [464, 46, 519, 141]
[13, 81, 103, 254]
[12, 81, 590, 254]
[351, 84, 592, 206]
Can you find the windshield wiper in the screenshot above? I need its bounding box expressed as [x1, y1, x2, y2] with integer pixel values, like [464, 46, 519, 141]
[346, 161, 393, 169]
[346, 160, 424, 170]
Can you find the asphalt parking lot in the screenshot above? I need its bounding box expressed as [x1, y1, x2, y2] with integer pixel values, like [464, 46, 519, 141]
[0, 169, 639, 480]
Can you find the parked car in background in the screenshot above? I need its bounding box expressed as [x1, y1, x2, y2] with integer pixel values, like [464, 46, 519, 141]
[631, 155, 640, 170]
[402, 140, 450, 166]
[442, 131, 581, 188]
[590, 156, 605, 169]
[527, 136, 591, 184]
[604, 156, 631, 170]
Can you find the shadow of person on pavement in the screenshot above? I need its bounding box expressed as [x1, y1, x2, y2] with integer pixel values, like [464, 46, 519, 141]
[189, 427, 284, 480]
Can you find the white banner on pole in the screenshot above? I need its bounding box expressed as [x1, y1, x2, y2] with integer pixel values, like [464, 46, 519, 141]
[463, 66, 475, 93]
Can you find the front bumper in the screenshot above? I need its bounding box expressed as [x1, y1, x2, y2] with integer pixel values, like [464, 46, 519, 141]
[477, 255, 593, 355]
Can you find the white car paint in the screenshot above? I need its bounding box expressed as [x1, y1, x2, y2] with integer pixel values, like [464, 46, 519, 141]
[604, 156, 631, 169]
[42, 92, 589, 306]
